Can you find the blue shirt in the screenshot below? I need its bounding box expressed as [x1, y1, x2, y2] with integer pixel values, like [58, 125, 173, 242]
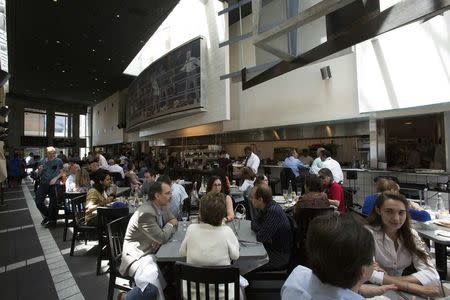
[39, 158, 63, 184]
[283, 156, 308, 177]
[362, 194, 431, 222]
[281, 265, 363, 300]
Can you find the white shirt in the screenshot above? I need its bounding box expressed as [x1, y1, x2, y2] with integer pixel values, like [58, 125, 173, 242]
[108, 164, 125, 179]
[310, 157, 322, 175]
[98, 154, 109, 170]
[366, 226, 440, 286]
[65, 174, 76, 192]
[321, 157, 344, 183]
[245, 152, 260, 173]
[169, 183, 188, 219]
[282, 265, 363, 300]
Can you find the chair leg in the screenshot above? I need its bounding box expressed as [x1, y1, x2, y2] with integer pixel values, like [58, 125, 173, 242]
[97, 233, 103, 275]
[107, 274, 116, 300]
[70, 228, 77, 256]
[63, 216, 68, 242]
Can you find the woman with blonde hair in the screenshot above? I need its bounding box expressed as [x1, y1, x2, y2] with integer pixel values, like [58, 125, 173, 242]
[74, 168, 91, 193]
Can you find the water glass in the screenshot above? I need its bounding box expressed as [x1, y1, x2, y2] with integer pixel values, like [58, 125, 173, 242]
[181, 211, 189, 231]
[282, 189, 288, 202]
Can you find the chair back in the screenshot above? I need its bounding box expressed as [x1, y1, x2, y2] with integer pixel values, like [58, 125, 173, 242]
[296, 207, 335, 250]
[106, 216, 131, 275]
[174, 262, 240, 300]
[280, 168, 296, 190]
[70, 194, 88, 224]
[97, 207, 130, 230]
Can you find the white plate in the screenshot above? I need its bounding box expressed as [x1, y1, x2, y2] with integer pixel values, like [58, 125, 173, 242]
[273, 196, 286, 203]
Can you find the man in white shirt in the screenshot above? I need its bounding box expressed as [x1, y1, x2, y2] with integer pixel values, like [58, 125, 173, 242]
[95, 151, 109, 170]
[243, 146, 260, 174]
[65, 163, 80, 192]
[157, 175, 188, 219]
[107, 159, 125, 179]
[320, 149, 344, 183]
[309, 147, 325, 175]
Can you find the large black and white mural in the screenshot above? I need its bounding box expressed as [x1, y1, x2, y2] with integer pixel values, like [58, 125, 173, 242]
[127, 37, 203, 128]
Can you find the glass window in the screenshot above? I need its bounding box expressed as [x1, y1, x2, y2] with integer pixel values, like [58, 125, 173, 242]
[79, 114, 87, 138]
[55, 112, 71, 138]
[24, 108, 47, 136]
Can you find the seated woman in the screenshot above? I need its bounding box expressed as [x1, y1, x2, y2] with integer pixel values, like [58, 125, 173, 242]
[73, 168, 91, 193]
[85, 170, 115, 225]
[362, 178, 431, 222]
[126, 162, 142, 194]
[366, 192, 441, 297]
[294, 174, 329, 210]
[282, 215, 396, 299]
[180, 192, 242, 299]
[239, 167, 256, 195]
[254, 174, 269, 186]
[205, 176, 234, 221]
[318, 168, 345, 213]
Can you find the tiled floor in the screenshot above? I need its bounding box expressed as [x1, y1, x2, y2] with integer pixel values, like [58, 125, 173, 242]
[0, 181, 112, 300]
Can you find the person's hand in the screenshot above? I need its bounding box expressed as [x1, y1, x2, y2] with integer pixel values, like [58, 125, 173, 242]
[226, 215, 234, 222]
[359, 284, 397, 297]
[168, 218, 178, 226]
[150, 241, 161, 251]
[112, 185, 118, 194]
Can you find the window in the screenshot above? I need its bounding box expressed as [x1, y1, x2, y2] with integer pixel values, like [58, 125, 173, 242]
[79, 114, 87, 138]
[24, 108, 47, 136]
[55, 112, 71, 138]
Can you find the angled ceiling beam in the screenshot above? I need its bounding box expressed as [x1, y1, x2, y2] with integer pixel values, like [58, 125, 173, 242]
[243, 0, 450, 90]
[253, 0, 357, 61]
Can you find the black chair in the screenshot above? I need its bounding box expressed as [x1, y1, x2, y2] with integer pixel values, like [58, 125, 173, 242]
[174, 262, 240, 300]
[97, 207, 130, 275]
[280, 168, 303, 194]
[70, 194, 98, 256]
[106, 215, 133, 300]
[63, 192, 87, 242]
[295, 207, 335, 266]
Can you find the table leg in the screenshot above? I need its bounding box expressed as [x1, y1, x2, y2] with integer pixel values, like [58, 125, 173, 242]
[434, 242, 447, 280]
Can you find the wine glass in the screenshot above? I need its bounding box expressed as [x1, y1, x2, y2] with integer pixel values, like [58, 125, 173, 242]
[181, 211, 189, 231]
[282, 189, 288, 202]
[234, 204, 246, 232]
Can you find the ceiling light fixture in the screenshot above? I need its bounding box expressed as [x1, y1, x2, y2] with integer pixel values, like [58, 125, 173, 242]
[116, 14, 120, 18]
[56, 40, 60, 44]
[94, 78, 98, 81]
[108, 58, 111, 61]
[62, 70, 65, 73]
[92, 49, 96, 52]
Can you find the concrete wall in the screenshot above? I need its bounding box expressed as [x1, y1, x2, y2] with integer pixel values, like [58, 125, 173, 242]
[92, 91, 125, 146]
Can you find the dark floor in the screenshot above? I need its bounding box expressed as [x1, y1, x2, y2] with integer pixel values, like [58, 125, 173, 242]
[1, 181, 281, 300]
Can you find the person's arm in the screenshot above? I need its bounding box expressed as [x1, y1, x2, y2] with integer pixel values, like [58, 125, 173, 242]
[226, 227, 240, 261]
[140, 212, 176, 244]
[358, 284, 397, 298]
[254, 208, 281, 243]
[225, 195, 234, 221]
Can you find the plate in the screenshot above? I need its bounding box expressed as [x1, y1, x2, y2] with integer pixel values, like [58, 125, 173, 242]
[434, 219, 450, 228]
[273, 196, 286, 203]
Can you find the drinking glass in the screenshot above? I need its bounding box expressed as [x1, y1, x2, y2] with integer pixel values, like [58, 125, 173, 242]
[283, 189, 288, 202]
[181, 211, 189, 231]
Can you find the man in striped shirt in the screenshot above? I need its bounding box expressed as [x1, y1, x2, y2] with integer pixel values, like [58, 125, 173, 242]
[250, 185, 292, 270]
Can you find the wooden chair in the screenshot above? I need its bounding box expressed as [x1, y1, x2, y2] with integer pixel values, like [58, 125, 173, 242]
[174, 262, 240, 300]
[96, 207, 129, 275]
[69, 194, 97, 256]
[106, 215, 133, 300]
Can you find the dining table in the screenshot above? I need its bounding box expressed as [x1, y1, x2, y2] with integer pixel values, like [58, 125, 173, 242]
[155, 219, 269, 275]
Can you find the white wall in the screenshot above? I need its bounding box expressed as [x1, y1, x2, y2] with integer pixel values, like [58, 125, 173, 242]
[137, 0, 230, 138]
[356, 12, 450, 113]
[92, 91, 124, 146]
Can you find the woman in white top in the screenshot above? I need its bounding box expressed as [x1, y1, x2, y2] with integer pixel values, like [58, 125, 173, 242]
[239, 167, 256, 196]
[366, 192, 441, 297]
[180, 192, 240, 299]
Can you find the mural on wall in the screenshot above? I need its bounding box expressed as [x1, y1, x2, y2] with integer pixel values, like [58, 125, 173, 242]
[127, 37, 203, 128]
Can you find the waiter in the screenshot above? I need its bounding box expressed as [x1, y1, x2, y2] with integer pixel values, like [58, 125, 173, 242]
[243, 146, 260, 173]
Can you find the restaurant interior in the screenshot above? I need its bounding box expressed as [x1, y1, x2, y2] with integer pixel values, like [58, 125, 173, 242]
[2, 0, 450, 299]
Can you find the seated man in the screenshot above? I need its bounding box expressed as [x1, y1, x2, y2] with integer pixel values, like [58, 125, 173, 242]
[140, 169, 157, 197]
[281, 215, 396, 299]
[157, 175, 188, 219]
[107, 158, 125, 179]
[119, 182, 177, 300]
[250, 185, 292, 270]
